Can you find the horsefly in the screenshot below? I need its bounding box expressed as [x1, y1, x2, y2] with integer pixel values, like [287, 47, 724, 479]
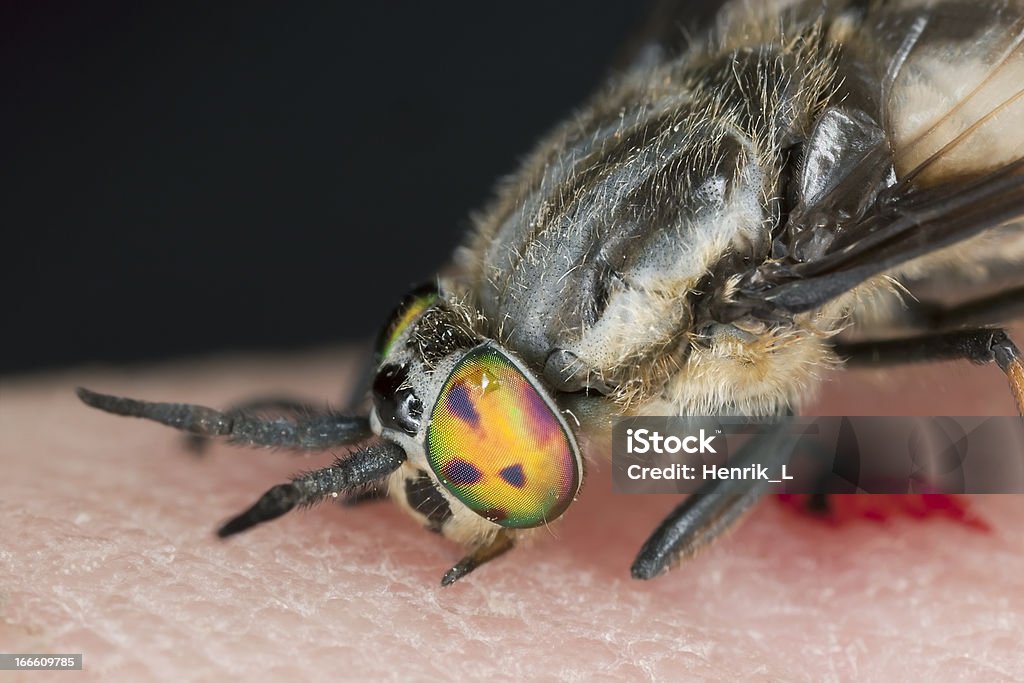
[79, 0, 1024, 584]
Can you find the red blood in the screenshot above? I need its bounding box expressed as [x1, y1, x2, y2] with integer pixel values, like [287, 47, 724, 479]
[775, 494, 991, 531]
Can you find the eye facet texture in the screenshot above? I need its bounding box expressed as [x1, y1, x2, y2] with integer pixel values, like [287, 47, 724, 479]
[427, 346, 581, 528]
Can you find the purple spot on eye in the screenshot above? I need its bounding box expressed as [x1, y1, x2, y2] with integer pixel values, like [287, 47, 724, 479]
[446, 382, 478, 427]
[499, 463, 526, 488]
[524, 386, 559, 441]
[443, 458, 482, 485]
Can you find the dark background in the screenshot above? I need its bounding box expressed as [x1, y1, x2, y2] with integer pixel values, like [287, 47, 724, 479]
[3, 1, 720, 375]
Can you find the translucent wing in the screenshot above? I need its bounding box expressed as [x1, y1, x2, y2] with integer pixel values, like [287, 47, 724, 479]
[723, 0, 1024, 320]
[883, 2, 1024, 187]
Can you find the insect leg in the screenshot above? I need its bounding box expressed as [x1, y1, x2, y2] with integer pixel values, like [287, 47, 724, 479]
[834, 328, 1024, 414]
[440, 531, 514, 586]
[903, 286, 1024, 331]
[631, 419, 801, 580]
[218, 440, 406, 536]
[76, 387, 371, 449]
[181, 395, 320, 453]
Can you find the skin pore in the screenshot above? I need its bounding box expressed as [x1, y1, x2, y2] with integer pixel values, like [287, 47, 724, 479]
[2, 337, 1022, 681]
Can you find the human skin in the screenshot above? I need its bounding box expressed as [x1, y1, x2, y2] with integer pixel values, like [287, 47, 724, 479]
[2, 342, 1023, 681]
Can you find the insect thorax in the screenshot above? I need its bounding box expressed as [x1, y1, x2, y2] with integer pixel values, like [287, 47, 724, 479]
[451, 15, 846, 416]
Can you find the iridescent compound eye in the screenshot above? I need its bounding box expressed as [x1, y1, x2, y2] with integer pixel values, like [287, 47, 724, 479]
[426, 345, 582, 528]
[375, 284, 439, 360]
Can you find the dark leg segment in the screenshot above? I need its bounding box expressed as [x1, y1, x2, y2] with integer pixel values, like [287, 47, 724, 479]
[441, 531, 514, 586]
[925, 286, 1024, 331]
[834, 328, 1023, 414]
[218, 440, 406, 537]
[183, 395, 320, 453]
[890, 284, 1024, 332]
[631, 418, 801, 580]
[77, 387, 371, 449]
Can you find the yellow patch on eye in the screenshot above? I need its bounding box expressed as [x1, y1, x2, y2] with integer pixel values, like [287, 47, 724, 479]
[426, 345, 581, 528]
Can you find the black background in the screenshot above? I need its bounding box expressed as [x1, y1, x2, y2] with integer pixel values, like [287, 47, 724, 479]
[3, 1, 723, 375]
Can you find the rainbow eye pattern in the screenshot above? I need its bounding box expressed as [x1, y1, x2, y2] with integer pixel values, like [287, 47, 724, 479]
[376, 285, 439, 359]
[426, 345, 581, 528]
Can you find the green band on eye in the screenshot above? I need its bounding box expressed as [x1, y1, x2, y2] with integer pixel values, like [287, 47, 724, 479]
[377, 286, 439, 359]
[426, 345, 581, 528]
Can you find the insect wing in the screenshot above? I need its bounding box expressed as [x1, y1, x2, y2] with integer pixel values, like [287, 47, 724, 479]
[730, 1, 1024, 319]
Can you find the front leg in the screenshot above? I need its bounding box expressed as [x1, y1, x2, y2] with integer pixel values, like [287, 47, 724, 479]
[631, 419, 801, 580]
[217, 441, 407, 536]
[441, 531, 515, 586]
[181, 395, 321, 453]
[834, 328, 1023, 415]
[77, 388, 371, 450]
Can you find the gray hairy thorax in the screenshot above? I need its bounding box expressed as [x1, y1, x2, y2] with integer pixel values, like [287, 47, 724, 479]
[454, 8, 840, 403]
[450, 0, 1023, 412]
